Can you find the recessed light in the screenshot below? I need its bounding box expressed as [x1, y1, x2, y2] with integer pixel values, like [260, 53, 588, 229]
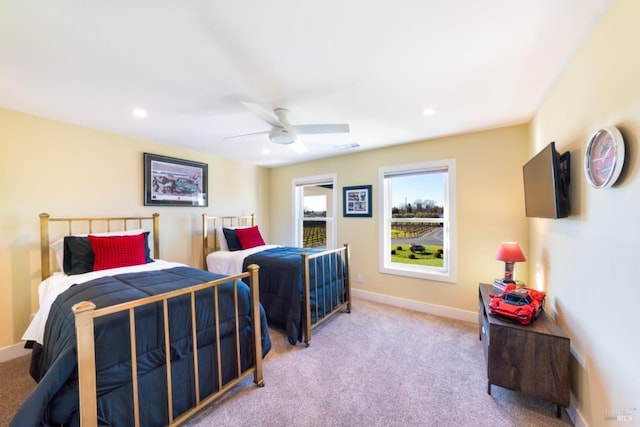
[422, 108, 436, 116]
[131, 108, 148, 118]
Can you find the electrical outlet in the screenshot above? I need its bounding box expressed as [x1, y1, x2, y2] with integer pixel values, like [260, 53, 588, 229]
[357, 273, 363, 282]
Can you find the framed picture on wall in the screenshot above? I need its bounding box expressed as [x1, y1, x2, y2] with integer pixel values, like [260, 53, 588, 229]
[143, 153, 208, 207]
[343, 185, 372, 217]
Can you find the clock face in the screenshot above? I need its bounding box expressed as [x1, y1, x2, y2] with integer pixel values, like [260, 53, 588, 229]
[584, 127, 625, 188]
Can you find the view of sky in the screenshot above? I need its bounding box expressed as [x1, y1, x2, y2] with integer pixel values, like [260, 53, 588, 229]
[304, 195, 326, 212]
[391, 173, 444, 208]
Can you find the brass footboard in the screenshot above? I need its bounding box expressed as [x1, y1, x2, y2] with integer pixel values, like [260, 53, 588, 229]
[72, 265, 263, 427]
[301, 244, 351, 346]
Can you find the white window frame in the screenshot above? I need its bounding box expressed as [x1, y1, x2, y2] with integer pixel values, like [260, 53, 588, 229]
[378, 160, 457, 283]
[292, 173, 338, 248]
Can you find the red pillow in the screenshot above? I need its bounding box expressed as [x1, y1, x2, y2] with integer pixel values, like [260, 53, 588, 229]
[235, 226, 266, 249]
[88, 234, 147, 271]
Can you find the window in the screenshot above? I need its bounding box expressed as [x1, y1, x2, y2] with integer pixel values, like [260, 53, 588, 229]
[378, 160, 456, 282]
[293, 174, 337, 249]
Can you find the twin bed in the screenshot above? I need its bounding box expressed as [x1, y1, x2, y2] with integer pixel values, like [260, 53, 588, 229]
[202, 214, 352, 346]
[13, 213, 270, 427]
[14, 212, 351, 426]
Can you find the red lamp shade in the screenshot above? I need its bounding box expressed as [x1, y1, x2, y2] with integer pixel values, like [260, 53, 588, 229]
[495, 242, 526, 262]
[495, 242, 526, 283]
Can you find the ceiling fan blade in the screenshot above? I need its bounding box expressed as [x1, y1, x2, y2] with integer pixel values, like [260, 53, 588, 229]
[224, 130, 270, 140]
[293, 123, 350, 135]
[240, 101, 282, 128]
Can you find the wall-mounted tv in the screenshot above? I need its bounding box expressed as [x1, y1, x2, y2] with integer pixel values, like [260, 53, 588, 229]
[522, 141, 571, 219]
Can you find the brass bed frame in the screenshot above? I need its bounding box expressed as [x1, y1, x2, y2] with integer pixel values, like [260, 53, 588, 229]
[202, 214, 351, 346]
[39, 213, 264, 426]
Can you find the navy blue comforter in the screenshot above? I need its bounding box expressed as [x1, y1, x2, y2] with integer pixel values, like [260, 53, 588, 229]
[243, 247, 346, 344]
[12, 266, 271, 427]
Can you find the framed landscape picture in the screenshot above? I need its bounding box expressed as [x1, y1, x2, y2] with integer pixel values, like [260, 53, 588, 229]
[143, 153, 208, 207]
[343, 185, 372, 217]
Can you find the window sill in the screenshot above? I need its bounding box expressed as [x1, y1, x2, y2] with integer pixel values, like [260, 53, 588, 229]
[380, 265, 456, 283]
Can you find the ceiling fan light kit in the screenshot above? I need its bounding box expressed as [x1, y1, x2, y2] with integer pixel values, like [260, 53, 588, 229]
[269, 127, 297, 145]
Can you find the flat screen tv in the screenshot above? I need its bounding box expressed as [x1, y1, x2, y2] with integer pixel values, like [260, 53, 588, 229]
[522, 141, 571, 219]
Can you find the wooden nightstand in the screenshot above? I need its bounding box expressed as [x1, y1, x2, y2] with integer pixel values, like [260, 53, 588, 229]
[478, 283, 570, 418]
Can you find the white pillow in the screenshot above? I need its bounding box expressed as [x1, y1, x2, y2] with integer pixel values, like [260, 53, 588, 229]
[50, 229, 145, 270]
[215, 227, 229, 251]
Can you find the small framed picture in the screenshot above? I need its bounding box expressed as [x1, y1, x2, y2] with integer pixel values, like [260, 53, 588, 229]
[144, 153, 208, 207]
[343, 185, 372, 217]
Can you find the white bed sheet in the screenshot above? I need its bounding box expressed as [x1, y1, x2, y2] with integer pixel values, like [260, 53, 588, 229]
[206, 245, 281, 276]
[23, 260, 186, 345]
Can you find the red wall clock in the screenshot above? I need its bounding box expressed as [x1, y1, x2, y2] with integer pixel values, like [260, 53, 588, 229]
[584, 126, 626, 189]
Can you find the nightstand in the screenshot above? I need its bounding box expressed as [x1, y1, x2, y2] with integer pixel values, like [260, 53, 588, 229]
[478, 283, 570, 418]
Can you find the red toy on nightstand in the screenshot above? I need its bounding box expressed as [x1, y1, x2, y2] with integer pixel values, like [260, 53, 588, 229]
[488, 284, 546, 325]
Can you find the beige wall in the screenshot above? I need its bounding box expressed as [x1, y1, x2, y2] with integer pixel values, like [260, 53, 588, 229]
[0, 108, 269, 348]
[270, 124, 529, 313]
[530, 0, 639, 424]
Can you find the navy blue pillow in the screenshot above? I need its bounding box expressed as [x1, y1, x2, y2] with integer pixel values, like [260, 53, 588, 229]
[63, 232, 154, 275]
[222, 228, 243, 251]
[142, 231, 154, 262]
[63, 236, 94, 275]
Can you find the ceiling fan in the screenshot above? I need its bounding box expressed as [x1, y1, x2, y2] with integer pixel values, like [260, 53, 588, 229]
[226, 102, 350, 151]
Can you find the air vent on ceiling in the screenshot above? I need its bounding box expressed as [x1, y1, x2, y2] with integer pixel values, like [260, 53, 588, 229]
[333, 143, 360, 151]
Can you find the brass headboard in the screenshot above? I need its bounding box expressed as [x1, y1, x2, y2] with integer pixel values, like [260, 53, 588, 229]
[39, 212, 160, 281]
[201, 214, 255, 268]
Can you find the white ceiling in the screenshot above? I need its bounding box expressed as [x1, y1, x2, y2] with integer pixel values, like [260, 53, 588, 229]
[1, 1, 613, 167]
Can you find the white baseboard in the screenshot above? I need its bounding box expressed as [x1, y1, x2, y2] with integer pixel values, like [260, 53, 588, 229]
[567, 392, 588, 426]
[0, 342, 32, 363]
[351, 288, 477, 323]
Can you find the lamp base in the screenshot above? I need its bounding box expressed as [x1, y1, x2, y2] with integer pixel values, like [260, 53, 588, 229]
[502, 261, 515, 283]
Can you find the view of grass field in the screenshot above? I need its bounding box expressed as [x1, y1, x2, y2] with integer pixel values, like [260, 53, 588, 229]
[390, 244, 444, 267]
[389, 220, 444, 267]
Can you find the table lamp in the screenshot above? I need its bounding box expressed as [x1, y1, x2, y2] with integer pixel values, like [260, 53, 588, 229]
[495, 242, 526, 283]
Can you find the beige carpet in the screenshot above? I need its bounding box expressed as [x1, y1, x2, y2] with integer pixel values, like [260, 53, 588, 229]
[183, 298, 573, 426]
[0, 354, 34, 427]
[1, 298, 573, 426]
